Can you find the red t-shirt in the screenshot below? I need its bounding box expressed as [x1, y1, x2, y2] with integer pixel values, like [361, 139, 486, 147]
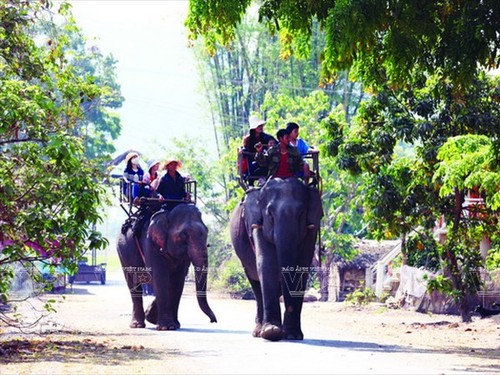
[273, 152, 293, 178]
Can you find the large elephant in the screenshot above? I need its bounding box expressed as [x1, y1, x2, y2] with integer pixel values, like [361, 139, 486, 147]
[229, 177, 323, 341]
[117, 203, 217, 330]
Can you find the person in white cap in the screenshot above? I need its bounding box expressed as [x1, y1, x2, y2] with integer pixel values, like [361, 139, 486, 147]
[243, 115, 277, 152]
[241, 115, 277, 184]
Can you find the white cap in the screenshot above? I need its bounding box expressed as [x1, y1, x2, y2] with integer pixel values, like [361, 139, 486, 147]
[249, 115, 266, 130]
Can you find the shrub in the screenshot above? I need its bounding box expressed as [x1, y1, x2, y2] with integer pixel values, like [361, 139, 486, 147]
[344, 284, 377, 305]
[214, 257, 253, 298]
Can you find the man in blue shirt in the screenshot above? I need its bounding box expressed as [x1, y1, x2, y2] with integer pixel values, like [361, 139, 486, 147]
[286, 122, 318, 182]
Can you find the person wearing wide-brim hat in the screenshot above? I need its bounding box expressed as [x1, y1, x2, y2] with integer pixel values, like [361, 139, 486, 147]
[241, 115, 277, 185]
[125, 151, 139, 165]
[156, 157, 189, 210]
[163, 158, 183, 170]
[143, 159, 161, 197]
[123, 152, 144, 200]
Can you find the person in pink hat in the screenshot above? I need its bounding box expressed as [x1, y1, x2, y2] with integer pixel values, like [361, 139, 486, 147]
[143, 159, 161, 197]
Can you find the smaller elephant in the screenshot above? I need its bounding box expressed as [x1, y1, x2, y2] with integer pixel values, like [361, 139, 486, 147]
[230, 177, 323, 341]
[117, 204, 217, 330]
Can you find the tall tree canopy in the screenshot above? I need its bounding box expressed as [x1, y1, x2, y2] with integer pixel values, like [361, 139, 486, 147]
[187, 0, 500, 89]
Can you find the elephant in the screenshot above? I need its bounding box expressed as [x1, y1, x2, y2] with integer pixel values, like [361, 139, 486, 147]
[229, 177, 323, 341]
[117, 203, 217, 330]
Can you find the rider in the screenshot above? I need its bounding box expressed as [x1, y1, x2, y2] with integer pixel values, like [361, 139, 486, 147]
[241, 115, 277, 184]
[143, 159, 161, 198]
[156, 158, 190, 210]
[123, 152, 145, 201]
[286, 122, 318, 180]
[255, 128, 310, 184]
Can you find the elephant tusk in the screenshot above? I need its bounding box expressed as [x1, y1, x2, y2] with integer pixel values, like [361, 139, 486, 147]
[307, 224, 315, 230]
[251, 224, 263, 230]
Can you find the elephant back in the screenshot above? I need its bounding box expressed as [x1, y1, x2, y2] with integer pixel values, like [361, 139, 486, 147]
[121, 208, 156, 238]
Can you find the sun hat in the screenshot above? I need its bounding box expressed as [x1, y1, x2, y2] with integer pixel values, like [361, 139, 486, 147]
[147, 159, 160, 173]
[248, 115, 266, 130]
[164, 158, 182, 169]
[125, 152, 139, 165]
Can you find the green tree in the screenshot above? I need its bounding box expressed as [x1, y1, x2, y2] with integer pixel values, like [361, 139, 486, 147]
[36, 11, 124, 162]
[187, 0, 500, 89]
[337, 74, 500, 321]
[0, 0, 110, 319]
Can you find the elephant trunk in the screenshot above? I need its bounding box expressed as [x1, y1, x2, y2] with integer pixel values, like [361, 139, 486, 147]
[192, 255, 217, 323]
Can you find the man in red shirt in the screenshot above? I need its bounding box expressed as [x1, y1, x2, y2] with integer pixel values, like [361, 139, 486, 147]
[255, 128, 310, 184]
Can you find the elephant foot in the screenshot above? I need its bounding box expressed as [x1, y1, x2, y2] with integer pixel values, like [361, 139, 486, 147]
[252, 323, 262, 338]
[283, 330, 304, 340]
[157, 320, 181, 331]
[145, 299, 158, 325]
[260, 323, 283, 342]
[129, 319, 146, 329]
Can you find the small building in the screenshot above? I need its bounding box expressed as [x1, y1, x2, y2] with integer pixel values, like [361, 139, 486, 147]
[328, 239, 400, 301]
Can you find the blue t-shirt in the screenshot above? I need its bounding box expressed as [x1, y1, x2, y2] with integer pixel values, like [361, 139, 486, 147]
[291, 138, 310, 156]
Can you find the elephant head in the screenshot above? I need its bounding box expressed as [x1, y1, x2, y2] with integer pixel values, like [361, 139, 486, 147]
[147, 204, 217, 325]
[247, 178, 322, 253]
[232, 177, 322, 340]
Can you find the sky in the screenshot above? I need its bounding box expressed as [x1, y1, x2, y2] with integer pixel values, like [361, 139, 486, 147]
[62, 1, 219, 242]
[66, 0, 216, 160]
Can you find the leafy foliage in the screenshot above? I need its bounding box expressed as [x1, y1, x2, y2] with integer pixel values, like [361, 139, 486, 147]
[344, 283, 377, 306]
[213, 257, 253, 297]
[337, 73, 500, 321]
[405, 232, 441, 272]
[187, 0, 500, 90]
[0, 1, 117, 313]
[435, 135, 500, 210]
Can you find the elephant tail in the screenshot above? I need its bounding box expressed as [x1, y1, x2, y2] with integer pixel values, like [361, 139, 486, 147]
[197, 295, 217, 323]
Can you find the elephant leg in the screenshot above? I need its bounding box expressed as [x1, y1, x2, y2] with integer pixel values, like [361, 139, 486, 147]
[167, 264, 188, 330]
[149, 253, 180, 331]
[254, 229, 283, 341]
[282, 239, 315, 340]
[281, 270, 309, 340]
[117, 234, 147, 329]
[121, 265, 146, 328]
[152, 255, 189, 330]
[246, 277, 264, 337]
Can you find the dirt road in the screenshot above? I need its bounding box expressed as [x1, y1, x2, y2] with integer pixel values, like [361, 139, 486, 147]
[1, 271, 499, 374]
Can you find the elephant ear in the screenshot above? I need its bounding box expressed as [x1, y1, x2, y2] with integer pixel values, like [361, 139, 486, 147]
[147, 210, 169, 249]
[307, 186, 323, 227]
[242, 189, 262, 228]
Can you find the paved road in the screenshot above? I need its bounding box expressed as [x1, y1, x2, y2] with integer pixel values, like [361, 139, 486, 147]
[4, 271, 497, 375]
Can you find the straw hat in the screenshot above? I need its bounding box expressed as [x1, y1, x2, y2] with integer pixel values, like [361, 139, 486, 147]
[164, 158, 182, 169]
[125, 152, 139, 165]
[249, 115, 266, 130]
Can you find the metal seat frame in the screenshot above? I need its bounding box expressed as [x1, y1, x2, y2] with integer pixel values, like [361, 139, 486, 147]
[237, 148, 322, 192]
[117, 178, 197, 218]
